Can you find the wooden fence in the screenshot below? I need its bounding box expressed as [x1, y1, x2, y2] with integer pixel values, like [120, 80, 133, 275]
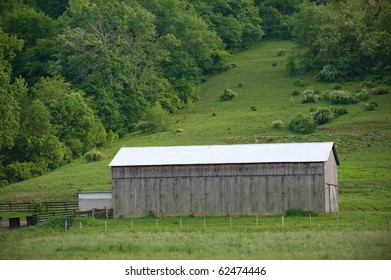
[0, 201, 78, 213]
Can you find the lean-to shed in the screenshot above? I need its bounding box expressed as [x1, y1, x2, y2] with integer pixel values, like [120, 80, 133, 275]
[78, 191, 112, 211]
[109, 142, 339, 217]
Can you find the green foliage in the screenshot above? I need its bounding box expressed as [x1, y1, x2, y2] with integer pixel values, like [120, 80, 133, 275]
[323, 90, 358, 105]
[4, 161, 47, 182]
[300, 90, 319, 103]
[276, 49, 286, 56]
[285, 208, 318, 217]
[330, 106, 348, 117]
[290, 0, 391, 79]
[363, 102, 378, 111]
[271, 120, 283, 129]
[83, 149, 105, 163]
[140, 103, 170, 133]
[293, 79, 308, 87]
[316, 65, 341, 82]
[147, 210, 156, 219]
[286, 55, 299, 76]
[0, 29, 23, 150]
[371, 86, 390, 95]
[288, 114, 317, 134]
[310, 107, 334, 125]
[291, 89, 300, 96]
[220, 89, 237, 101]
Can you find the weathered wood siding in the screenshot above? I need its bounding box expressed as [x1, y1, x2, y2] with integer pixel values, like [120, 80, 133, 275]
[112, 162, 329, 217]
[324, 152, 339, 213]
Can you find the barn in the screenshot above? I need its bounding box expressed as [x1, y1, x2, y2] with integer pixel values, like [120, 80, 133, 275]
[109, 142, 339, 217]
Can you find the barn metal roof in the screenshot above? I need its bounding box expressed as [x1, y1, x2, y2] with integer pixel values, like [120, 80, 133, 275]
[109, 142, 339, 167]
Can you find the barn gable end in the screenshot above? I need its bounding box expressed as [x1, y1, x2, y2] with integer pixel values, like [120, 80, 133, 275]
[110, 142, 339, 217]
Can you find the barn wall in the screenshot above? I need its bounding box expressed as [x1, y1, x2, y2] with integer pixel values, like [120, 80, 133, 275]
[324, 152, 339, 213]
[112, 162, 326, 217]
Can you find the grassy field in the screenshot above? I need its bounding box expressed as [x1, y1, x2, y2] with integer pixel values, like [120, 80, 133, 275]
[1, 214, 390, 259]
[0, 40, 390, 259]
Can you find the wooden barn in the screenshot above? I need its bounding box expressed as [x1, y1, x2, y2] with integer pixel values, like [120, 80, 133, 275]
[109, 142, 339, 217]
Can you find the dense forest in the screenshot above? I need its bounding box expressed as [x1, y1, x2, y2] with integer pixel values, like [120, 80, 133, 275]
[0, 0, 390, 184]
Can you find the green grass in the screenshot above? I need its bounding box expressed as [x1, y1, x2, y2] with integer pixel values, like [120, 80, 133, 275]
[1, 214, 390, 259]
[0, 40, 390, 259]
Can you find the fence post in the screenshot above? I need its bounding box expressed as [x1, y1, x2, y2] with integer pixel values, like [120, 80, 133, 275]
[282, 215, 284, 226]
[309, 214, 312, 226]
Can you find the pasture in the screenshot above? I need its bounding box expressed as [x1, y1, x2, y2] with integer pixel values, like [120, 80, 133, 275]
[0, 40, 390, 259]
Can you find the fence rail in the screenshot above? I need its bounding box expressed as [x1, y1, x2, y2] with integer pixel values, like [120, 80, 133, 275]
[0, 201, 78, 213]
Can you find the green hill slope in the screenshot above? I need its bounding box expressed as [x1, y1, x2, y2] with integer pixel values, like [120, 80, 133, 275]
[1, 40, 390, 211]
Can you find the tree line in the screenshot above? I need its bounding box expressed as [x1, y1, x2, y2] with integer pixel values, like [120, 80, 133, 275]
[0, 0, 390, 184]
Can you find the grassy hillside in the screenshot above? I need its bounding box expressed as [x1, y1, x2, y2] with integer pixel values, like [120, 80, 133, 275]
[1, 40, 390, 213]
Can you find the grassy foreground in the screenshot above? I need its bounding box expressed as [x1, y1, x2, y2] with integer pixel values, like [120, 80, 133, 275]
[1, 214, 390, 260]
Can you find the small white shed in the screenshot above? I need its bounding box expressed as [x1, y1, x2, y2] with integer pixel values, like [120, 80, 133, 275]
[78, 191, 112, 211]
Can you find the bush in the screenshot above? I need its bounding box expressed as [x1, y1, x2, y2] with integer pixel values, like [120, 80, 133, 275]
[272, 120, 283, 128]
[363, 102, 378, 111]
[286, 55, 299, 76]
[5, 162, 38, 182]
[316, 65, 340, 82]
[294, 79, 308, 87]
[285, 208, 318, 217]
[83, 149, 105, 163]
[276, 49, 286, 56]
[371, 86, 390, 95]
[323, 90, 357, 105]
[140, 102, 170, 133]
[310, 107, 334, 125]
[288, 115, 317, 134]
[355, 89, 370, 101]
[291, 89, 300, 96]
[361, 80, 375, 88]
[331, 106, 348, 117]
[220, 89, 237, 101]
[300, 90, 319, 103]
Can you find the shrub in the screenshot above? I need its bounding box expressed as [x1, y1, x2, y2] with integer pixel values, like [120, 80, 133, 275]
[286, 55, 299, 76]
[300, 90, 319, 103]
[363, 102, 378, 111]
[272, 120, 283, 128]
[316, 65, 340, 82]
[220, 89, 237, 101]
[372, 86, 390, 95]
[83, 149, 105, 163]
[291, 89, 300, 96]
[285, 208, 318, 217]
[331, 106, 348, 117]
[355, 89, 370, 101]
[0, 180, 9, 188]
[250, 106, 257, 111]
[140, 102, 170, 133]
[276, 49, 286, 56]
[294, 79, 308, 87]
[323, 90, 357, 105]
[330, 83, 342, 90]
[310, 107, 334, 125]
[272, 62, 277, 67]
[361, 80, 375, 88]
[5, 162, 34, 182]
[288, 115, 317, 134]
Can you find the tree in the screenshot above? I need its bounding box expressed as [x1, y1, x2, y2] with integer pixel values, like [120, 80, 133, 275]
[55, 1, 169, 132]
[0, 28, 23, 150]
[290, 0, 391, 78]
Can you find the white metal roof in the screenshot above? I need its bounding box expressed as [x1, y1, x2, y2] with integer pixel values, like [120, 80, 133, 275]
[109, 142, 338, 167]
